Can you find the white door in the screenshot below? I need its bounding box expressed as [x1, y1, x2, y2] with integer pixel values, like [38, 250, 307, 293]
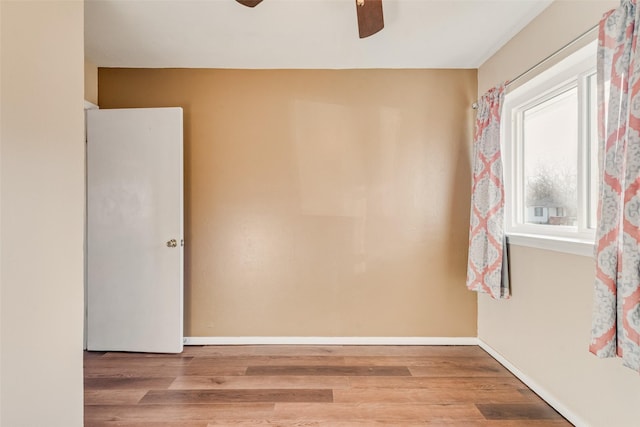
[86, 107, 184, 353]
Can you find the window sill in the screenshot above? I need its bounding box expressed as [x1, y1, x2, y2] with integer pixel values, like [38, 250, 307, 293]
[506, 233, 594, 258]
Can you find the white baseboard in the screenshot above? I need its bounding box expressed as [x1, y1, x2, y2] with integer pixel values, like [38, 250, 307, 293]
[478, 339, 587, 427]
[184, 336, 480, 346]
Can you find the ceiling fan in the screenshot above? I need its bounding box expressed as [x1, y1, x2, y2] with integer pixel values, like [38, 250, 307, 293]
[235, 0, 384, 39]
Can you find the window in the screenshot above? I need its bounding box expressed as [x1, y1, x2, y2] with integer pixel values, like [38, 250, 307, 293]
[503, 41, 598, 255]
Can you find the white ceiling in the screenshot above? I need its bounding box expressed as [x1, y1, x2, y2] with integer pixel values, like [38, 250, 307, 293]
[85, 0, 553, 69]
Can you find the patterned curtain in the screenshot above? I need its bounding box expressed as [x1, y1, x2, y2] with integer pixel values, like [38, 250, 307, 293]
[590, 0, 640, 371]
[466, 84, 510, 300]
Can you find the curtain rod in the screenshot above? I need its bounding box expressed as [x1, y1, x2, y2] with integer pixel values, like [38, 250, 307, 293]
[472, 22, 599, 110]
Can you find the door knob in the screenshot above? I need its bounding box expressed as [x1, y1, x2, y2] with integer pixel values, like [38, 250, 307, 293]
[166, 239, 177, 248]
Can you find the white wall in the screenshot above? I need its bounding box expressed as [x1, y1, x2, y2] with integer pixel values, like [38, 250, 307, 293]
[0, 0, 3, 416]
[478, 1, 640, 426]
[0, 1, 84, 426]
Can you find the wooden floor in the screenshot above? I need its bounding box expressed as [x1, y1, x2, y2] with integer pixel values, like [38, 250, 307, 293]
[84, 345, 571, 426]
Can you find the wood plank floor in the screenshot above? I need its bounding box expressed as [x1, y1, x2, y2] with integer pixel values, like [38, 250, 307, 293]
[84, 345, 571, 426]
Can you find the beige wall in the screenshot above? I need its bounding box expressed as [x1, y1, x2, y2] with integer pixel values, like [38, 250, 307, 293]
[478, 1, 640, 426]
[85, 59, 98, 105]
[99, 68, 478, 337]
[1, 1, 84, 426]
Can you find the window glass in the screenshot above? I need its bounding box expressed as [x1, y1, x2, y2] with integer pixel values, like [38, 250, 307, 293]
[522, 88, 578, 227]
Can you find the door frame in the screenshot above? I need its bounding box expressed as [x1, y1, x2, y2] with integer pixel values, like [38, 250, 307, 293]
[83, 100, 99, 350]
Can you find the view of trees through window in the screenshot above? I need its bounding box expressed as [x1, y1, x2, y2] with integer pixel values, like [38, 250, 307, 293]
[522, 87, 578, 226]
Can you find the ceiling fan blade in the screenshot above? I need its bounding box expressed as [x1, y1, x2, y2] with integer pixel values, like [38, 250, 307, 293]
[236, 0, 263, 7]
[355, 0, 384, 39]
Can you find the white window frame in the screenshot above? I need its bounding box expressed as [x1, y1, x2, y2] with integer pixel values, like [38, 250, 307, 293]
[502, 41, 597, 257]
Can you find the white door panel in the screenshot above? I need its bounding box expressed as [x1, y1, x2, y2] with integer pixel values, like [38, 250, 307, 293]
[87, 107, 183, 353]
